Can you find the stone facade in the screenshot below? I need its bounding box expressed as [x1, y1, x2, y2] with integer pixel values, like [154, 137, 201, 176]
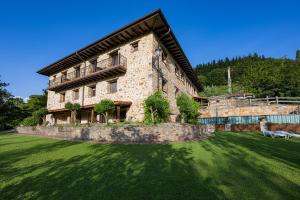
[46, 32, 199, 124]
[152, 35, 198, 121]
[16, 123, 212, 143]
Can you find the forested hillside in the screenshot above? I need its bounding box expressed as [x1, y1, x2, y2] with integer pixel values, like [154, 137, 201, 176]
[195, 51, 300, 97]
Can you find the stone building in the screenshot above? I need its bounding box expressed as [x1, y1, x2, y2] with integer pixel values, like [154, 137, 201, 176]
[37, 10, 201, 124]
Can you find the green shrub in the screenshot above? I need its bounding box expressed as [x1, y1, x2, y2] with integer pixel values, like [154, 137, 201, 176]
[94, 99, 115, 124]
[32, 108, 48, 125]
[21, 116, 39, 126]
[176, 93, 200, 124]
[144, 91, 170, 123]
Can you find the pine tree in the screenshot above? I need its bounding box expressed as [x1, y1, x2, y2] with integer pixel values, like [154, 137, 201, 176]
[296, 50, 300, 63]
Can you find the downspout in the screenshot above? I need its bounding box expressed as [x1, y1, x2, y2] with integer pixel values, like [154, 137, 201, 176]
[76, 51, 86, 107]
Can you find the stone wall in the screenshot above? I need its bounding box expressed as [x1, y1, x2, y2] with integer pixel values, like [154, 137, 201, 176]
[152, 35, 199, 121]
[47, 33, 155, 122]
[16, 123, 213, 143]
[46, 32, 200, 124]
[201, 104, 298, 118]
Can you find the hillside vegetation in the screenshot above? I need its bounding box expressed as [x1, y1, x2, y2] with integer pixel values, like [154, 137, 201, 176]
[195, 52, 300, 97]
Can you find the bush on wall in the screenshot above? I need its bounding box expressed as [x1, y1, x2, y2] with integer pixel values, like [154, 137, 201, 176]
[144, 91, 170, 123]
[21, 107, 48, 126]
[21, 116, 39, 126]
[176, 93, 200, 124]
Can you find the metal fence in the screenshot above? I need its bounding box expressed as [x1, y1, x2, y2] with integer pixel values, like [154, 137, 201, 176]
[199, 115, 300, 125]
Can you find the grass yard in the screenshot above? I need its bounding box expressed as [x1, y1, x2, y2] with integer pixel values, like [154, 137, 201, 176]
[0, 132, 299, 200]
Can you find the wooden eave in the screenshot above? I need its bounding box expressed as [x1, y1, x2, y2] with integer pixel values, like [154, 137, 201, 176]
[37, 9, 202, 91]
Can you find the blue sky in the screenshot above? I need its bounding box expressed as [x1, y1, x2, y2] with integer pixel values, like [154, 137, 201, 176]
[0, 0, 299, 98]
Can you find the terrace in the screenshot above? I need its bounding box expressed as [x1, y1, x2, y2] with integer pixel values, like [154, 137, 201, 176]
[48, 53, 127, 91]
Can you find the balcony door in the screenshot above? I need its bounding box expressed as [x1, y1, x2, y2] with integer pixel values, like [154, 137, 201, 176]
[75, 66, 81, 78]
[90, 59, 97, 73]
[110, 51, 119, 66]
[61, 71, 67, 82]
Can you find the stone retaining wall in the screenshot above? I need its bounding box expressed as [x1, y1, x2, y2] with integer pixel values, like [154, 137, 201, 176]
[201, 105, 298, 118]
[16, 123, 213, 143]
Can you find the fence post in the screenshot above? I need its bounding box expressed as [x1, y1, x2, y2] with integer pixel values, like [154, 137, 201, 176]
[276, 96, 279, 105]
[266, 96, 269, 105]
[249, 98, 252, 106]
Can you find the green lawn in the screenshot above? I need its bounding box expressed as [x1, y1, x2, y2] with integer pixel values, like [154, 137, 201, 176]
[0, 132, 299, 200]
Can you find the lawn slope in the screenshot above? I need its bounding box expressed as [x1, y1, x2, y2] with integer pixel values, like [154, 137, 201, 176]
[0, 132, 299, 200]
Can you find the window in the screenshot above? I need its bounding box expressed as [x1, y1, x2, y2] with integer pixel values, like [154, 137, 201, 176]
[60, 92, 65, 103]
[162, 78, 167, 93]
[88, 85, 96, 97]
[175, 65, 180, 77]
[108, 80, 117, 93]
[74, 66, 81, 78]
[73, 89, 79, 100]
[162, 48, 167, 61]
[181, 71, 185, 82]
[175, 87, 180, 97]
[131, 41, 139, 52]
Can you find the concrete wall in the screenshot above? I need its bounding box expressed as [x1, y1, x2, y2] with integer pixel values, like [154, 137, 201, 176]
[16, 123, 213, 143]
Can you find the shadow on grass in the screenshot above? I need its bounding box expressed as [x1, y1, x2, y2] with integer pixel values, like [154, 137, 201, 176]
[0, 137, 224, 200]
[199, 132, 300, 199]
[0, 132, 299, 200]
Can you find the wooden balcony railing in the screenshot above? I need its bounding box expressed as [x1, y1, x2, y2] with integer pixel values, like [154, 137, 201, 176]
[49, 54, 127, 89]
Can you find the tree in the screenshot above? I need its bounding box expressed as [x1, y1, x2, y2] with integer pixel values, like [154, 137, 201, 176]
[176, 93, 200, 124]
[32, 108, 48, 125]
[26, 90, 47, 113]
[0, 78, 29, 130]
[195, 53, 300, 97]
[296, 50, 300, 63]
[144, 92, 170, 123]
[65, 102, 81, 124]
[94, 99, 115, 124]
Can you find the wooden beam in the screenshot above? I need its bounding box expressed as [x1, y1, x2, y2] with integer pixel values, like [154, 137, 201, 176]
[119, 33, 128, 40]
[124, 30, 134, 38]
[143, 21, 151, 30]
[129, 28, 139, 36]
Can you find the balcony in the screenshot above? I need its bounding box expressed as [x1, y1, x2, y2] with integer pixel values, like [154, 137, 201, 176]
[48, 54, 127, 91]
